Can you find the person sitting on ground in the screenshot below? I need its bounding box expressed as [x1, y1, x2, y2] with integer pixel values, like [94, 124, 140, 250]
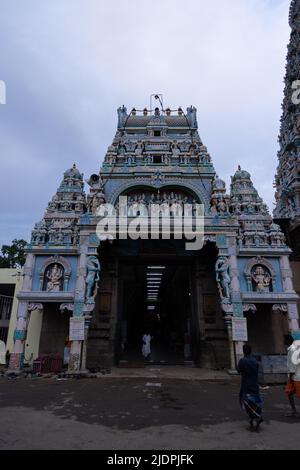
[237, 344, 263, 432]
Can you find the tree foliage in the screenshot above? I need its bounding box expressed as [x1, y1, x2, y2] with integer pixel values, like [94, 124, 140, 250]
[0, 239, 27, 268]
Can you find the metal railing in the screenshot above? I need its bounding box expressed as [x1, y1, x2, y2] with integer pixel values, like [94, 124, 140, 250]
[0, 295, 13, 321]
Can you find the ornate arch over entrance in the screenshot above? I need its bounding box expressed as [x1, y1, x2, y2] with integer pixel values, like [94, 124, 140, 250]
[108, 180, 210, 211]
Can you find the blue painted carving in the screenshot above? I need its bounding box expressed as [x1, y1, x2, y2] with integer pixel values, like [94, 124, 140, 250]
[80, 214, 92, 225]
[14, 330, 26, 341]
[89, 234, 99, 245]
[233, 303, 244, 318]
[85, 256, 101, 304]
[216, 234, 228, 249]
[238, 257, 283, 293]
[73, 302, 84, 318]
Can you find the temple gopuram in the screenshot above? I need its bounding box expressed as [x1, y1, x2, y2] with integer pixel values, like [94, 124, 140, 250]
[274, 0, 300, 318]
[8, 0, 300, 373]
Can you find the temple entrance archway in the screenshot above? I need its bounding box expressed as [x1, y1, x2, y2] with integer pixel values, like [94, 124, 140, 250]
[39, 303, 70, 358]
[118, 257, 193, 365]
[244, 304, 290, 356]
[86, 239, 231, 370]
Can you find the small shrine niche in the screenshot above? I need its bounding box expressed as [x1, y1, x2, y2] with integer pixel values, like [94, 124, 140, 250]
[43, 263, 64, 292]
[251, 265, 273, 293]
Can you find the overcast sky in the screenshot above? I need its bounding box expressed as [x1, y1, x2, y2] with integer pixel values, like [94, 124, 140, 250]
[0, 0, 292, 246]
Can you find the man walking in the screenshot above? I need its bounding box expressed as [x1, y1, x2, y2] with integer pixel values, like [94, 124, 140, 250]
[285, 332, 300, 418]
[238, 344, 263, 432]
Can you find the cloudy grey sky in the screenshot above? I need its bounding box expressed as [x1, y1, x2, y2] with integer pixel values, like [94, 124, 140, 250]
[0, 0, 291, 246]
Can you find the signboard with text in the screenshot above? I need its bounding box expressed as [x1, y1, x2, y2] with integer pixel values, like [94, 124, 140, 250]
[232, 318, 248, 342]
[69, 318, 85, 341]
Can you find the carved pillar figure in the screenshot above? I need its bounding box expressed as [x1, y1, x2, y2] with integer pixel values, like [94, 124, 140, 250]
[85, 256, 101, 304]
[215, 256, 231, 302]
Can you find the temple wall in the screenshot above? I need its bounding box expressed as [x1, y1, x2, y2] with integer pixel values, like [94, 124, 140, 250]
[291, 260, 300, 313]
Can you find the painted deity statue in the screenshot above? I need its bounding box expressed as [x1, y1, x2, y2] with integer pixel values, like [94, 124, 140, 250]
[252, 266, 271, 293]
[46, 264, 63, 292]
[117, 105, 128, 128]
[85, 256, 101, 303]
[186, 106, 198, 128]
[215, 257, 231, 301]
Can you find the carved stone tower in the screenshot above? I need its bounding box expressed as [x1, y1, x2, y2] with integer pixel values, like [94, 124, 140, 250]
[274, 0, 300, 256]
[274, 0, 300, 312]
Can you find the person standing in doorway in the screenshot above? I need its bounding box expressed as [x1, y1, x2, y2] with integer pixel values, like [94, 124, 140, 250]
[238, 344, 263, 432]
[142, 331, 152, 359]
[63, 336, 71, 368]
[285, 332, 300, 418]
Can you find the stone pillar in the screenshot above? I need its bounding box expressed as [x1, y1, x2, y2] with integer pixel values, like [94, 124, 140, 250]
[76, 235, 89, 299]
[8, 252, 36, 371]
[22, 253, 35, 291]
[68, 235, 89, 373]
[225, 316, 236, 372]
[229, 248, 240, 295]
[9, 301, 30, 370]
[287, 303, 299, 331]
[69, 341, 82, 372]
[81, 316, 92, 372]
[235, 341, 244, 365]
[280, 256, 295, 293]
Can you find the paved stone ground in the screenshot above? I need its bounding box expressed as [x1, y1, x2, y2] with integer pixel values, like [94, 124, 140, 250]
[0, 373, 300, 450]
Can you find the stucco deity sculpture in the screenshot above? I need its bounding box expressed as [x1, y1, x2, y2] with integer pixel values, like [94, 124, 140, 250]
[134, 141, 144, 156]
[171, 141, 180, 157]
[117, 105, 128, 128]
[45, 264, 64, 292]
[215, 257, 231, 301]
[252, 266, 271, 293]
[217, 199, 227, 214]
[85, 256, 101, 303]
[186, 106, 198, 128]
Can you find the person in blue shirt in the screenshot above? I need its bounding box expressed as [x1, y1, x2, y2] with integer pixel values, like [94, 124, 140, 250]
[238, 344, 263, 432]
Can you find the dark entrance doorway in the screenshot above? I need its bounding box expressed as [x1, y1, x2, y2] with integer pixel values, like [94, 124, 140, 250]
[114, 239, 199, 366]
[89, 239, 229, 370]
[244, 304, 290, 355]
[119, 259, 193, 365]
[39, 303, 70, 358]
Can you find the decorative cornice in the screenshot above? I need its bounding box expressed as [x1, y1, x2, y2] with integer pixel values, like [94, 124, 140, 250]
[242, 293, 299, 302]
[17, 292, 75, 302]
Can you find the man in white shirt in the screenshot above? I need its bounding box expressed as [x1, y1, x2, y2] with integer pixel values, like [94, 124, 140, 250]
[285, 332, 300, 418]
